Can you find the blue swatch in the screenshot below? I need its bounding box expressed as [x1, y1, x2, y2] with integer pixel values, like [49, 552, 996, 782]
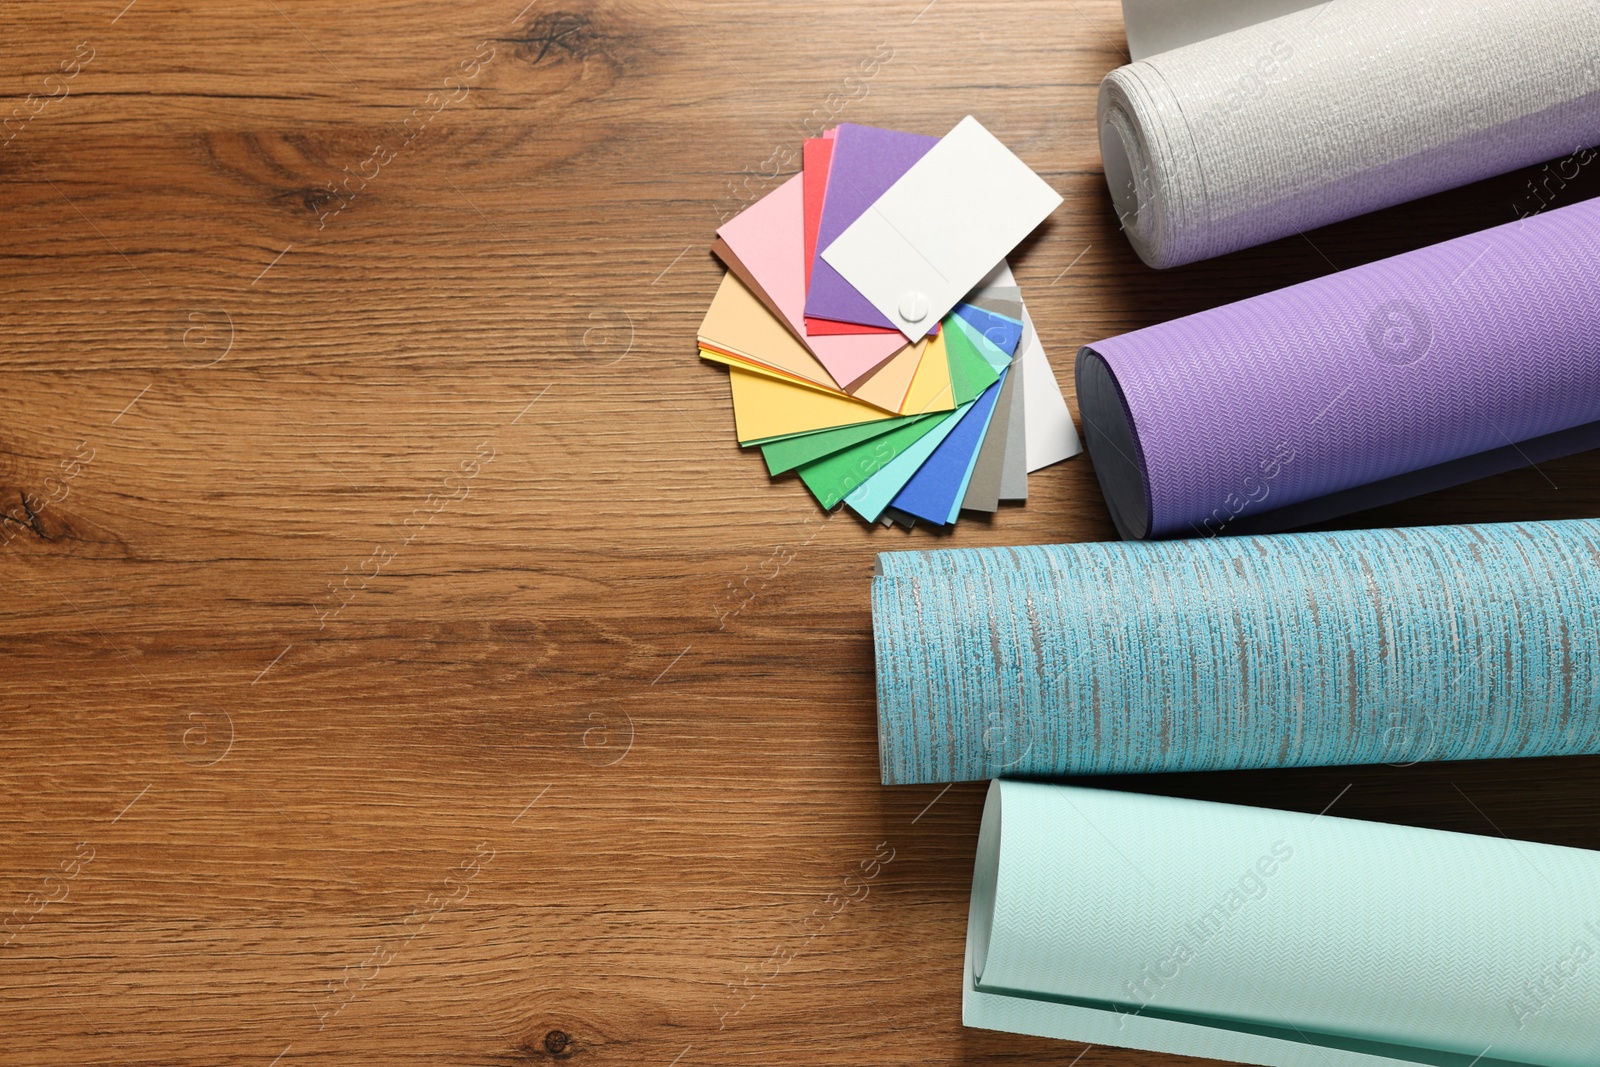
[888, 376, 1006, 524]
[954, 304, 1022, 357]
[844, 402, 972, 522]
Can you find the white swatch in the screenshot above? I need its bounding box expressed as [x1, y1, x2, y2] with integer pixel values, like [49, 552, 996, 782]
[1018, 307, 1082, 472]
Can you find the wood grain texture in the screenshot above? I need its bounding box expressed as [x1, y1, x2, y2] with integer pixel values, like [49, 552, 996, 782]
[2, 1, 1597, 1063]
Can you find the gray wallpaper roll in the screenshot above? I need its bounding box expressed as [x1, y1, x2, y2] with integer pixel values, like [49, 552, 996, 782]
[1119, 0, 1321, 62]
[1099, 0, 1600, 268]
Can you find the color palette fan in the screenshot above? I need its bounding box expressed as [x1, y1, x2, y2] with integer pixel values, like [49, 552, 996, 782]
[698, 117, 1081, 529]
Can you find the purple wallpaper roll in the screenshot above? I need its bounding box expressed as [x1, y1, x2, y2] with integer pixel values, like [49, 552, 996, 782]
[1076, 196, 1600, 540]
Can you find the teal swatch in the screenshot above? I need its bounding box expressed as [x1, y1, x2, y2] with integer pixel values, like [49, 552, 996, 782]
[844, 401, 973, 522]
[795, 414, 946, 508]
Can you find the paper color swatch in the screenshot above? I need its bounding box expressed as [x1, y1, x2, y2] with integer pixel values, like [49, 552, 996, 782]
[1016, 308, 1082, 471]
[697, 119, 1079, 530]
[822, 116, 1063, 339]
[716, 174, 908, 388]
[805, 123, 939, 331]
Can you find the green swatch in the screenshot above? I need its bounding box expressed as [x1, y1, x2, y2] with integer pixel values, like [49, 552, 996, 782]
[942, 317, 1003, 403]
[795, 413, 947, 508]
[760, 415, 924, 475]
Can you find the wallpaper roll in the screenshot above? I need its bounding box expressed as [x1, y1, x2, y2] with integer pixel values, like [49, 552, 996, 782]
[965, 781, 1600, 1067]
[1100, 0, 1600, 268]
[873, 519, 1600, 785]
[1119, 0, 1322, 63]
[1077, 196, 1600, 541]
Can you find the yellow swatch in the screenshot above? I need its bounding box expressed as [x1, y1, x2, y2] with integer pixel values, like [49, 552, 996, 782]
[720, 329, 954, 443]
[698, 271, 942, 413]
[897, 329, 954, 416]
[726, 364, 900, 443]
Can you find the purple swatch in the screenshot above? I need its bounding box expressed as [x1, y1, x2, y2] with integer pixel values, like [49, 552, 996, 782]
[805, 123, 938, 330]
[1077, 196, 1600, 539]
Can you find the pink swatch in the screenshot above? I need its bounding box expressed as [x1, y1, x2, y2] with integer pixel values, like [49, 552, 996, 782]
[718, 174, 909, 389]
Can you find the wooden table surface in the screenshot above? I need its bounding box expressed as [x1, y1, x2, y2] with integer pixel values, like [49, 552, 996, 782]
[4, 1, 1598, 1063]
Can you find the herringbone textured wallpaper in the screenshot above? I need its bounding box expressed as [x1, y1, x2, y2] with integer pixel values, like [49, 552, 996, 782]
[1079, 195, 1600, 538]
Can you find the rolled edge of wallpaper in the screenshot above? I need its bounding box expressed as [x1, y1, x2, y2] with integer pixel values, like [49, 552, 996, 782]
[964, 781, 1600, 1067]
[873, 519, 1600, 785]
[1099, 0, 1600, 268]
[1119, 0, 1322, 62]
[1076, 196, 1600, 541]
[1082, 345, 1600, 541]
[1075, 343, 1150, 539]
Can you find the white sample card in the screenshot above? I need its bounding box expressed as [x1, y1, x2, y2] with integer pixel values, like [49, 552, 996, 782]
[820, 117, 1063, 341]
[1019, 307, 1082, 472]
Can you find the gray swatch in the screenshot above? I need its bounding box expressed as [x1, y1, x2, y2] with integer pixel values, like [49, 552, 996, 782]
[999, 350, 1029, 502]
[961, 367, 1016, 513]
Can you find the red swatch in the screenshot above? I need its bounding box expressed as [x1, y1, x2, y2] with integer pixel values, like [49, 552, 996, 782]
[801, 136, 833, 290]
[801, 131, 902, 338]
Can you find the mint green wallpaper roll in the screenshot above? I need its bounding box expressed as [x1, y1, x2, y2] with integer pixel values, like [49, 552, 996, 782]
[966, 781, 1600, 1067]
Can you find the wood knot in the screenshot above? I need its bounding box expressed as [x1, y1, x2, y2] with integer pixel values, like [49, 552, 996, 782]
[542, 1030, 571, 1056]
[507, 11, 605, 65]
[299, 186, 339, 215]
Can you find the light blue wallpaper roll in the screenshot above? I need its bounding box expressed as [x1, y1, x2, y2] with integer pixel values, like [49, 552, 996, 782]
[966, 781, 1600, 1067]
[873, 519, 1600, 784]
